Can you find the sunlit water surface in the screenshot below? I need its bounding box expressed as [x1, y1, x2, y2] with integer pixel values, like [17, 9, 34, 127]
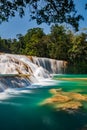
[0, 74, 87, 130]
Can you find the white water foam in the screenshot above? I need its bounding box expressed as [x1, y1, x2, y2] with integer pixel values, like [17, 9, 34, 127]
[25, 77, 61, 89]
[0, 88, 32, 100]
[0, 78, 59, 100]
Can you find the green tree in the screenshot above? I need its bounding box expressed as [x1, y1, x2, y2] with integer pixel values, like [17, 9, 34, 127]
[68, 33, 87, 63]
[0, 0, 83, 30]
[23, 27, 45, 56]
[66, 32, 87, 74]
[49, 25, 70, 60]
[16, 34, 25, 54]
[0, 38, 10, 52]
[9, 38, 19, 54]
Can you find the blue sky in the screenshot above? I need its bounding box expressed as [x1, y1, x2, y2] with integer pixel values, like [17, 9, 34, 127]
[0, 0, 87, 39]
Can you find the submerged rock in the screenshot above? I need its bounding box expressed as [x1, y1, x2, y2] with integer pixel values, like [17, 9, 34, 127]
[56, 101, 82, 110]
[41, 89, 87, 111]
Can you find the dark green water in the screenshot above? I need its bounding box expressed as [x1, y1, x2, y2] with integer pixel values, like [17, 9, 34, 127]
[0, 74, 87, 130]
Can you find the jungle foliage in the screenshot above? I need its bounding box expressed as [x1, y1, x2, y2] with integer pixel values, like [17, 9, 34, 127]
[0, 25, 87, 73]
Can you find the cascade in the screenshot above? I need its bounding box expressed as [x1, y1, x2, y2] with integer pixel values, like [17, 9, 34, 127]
[32, 56, 67, 74]
[0, 54, 50, 77]
[0, 53, 67, 91]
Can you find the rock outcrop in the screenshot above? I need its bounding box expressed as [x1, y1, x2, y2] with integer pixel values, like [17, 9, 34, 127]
[41, 89, 87, 111]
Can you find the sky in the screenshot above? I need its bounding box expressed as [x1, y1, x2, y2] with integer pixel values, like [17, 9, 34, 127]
[0, 0, 87, 39]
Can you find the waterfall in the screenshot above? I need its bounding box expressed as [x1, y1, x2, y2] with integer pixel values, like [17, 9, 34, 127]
[0, 53, 67, 91]
[32, 57, 67, 74]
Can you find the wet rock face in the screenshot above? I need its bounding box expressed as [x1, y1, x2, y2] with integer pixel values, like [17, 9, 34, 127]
[0, 76, 31, 92]
[41, 89, 87, 111]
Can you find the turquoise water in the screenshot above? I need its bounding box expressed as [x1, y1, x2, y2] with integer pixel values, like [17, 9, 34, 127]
[0, 74, 87, 130]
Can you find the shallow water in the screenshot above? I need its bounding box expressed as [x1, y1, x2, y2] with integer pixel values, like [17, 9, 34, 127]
[0, 74, 87, 130]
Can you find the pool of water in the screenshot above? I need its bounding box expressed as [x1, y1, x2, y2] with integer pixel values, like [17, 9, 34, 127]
[0, 74, 87, 130]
